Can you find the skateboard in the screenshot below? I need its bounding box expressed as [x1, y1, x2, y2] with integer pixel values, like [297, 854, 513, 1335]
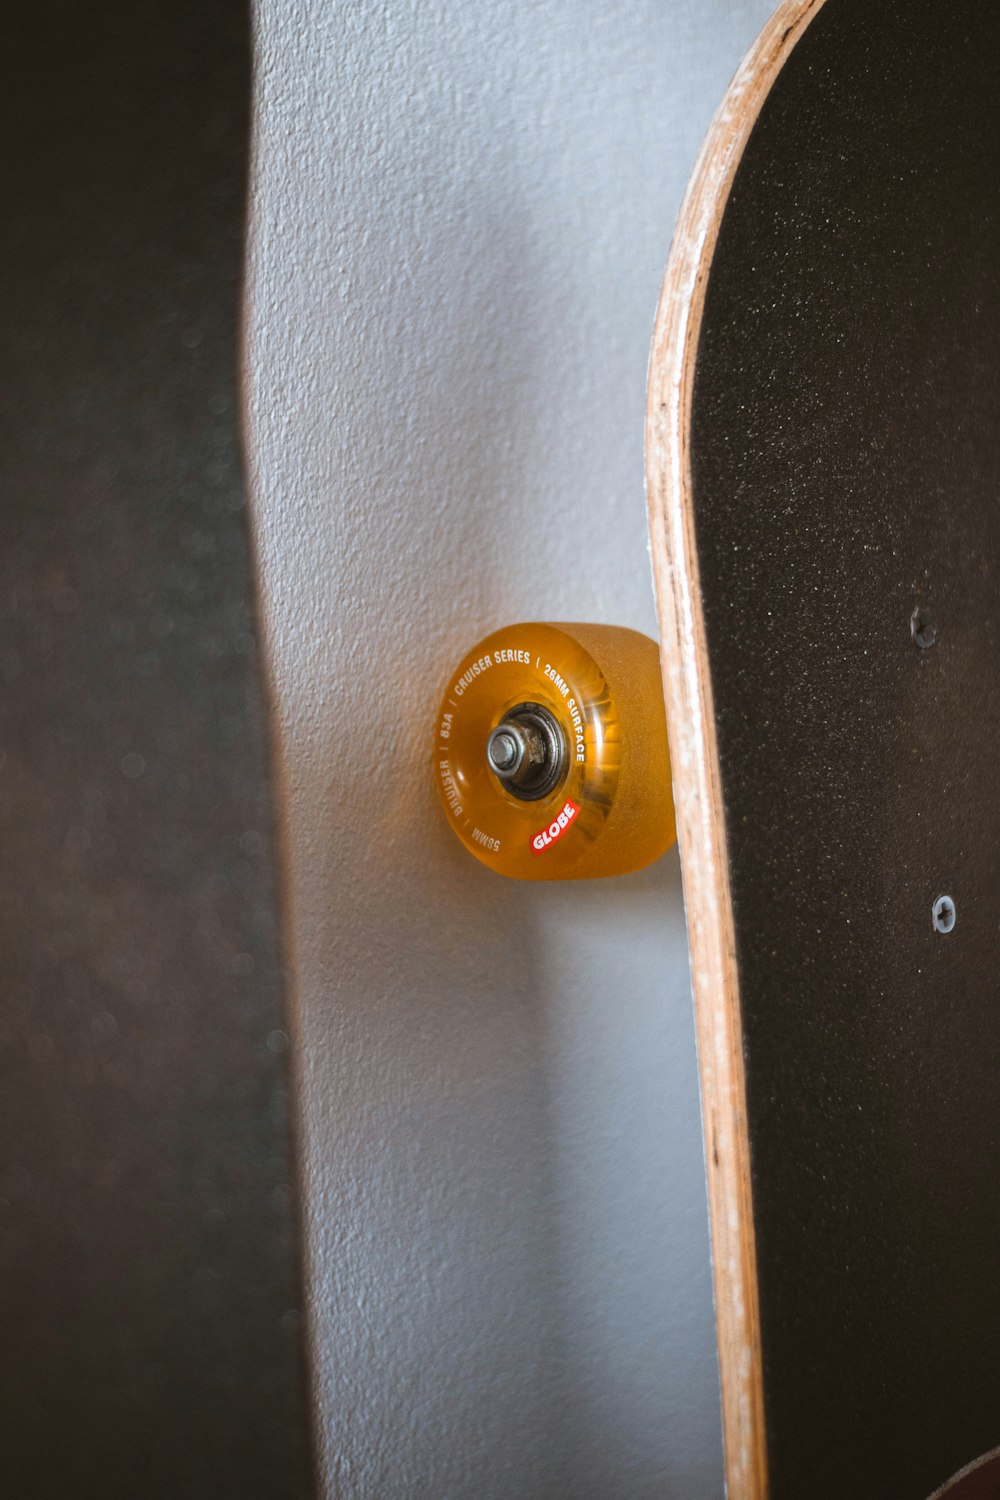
[437, 0, 1000, 1495]
[646, 0, 1000, 1496]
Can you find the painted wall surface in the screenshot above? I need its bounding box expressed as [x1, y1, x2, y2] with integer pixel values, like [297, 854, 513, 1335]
[244, 3, 774, 1496]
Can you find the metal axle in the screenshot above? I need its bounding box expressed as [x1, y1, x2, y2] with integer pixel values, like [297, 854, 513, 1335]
[485, 703, 566, 801]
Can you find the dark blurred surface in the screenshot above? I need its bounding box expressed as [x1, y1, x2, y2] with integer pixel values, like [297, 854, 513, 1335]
[0, 4, 313, 1495]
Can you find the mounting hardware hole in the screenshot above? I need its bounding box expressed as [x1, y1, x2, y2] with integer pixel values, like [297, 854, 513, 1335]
[932, 895, 956, 934]
[911, 606, 937, 649]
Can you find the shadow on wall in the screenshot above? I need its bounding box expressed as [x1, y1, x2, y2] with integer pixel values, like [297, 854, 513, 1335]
[530, 853, 720, 1500]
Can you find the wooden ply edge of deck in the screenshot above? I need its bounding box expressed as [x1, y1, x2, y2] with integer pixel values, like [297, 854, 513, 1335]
[644, 2, 829, 1495]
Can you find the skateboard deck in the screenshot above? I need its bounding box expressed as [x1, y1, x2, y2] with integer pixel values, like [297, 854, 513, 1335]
[645, 2, 1000, 1497]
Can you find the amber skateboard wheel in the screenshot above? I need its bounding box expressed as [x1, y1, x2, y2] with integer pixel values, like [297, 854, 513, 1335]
[435, 623, 675, 880]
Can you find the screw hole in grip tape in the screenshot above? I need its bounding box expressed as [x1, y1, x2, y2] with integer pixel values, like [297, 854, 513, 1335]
[435, 623, 676, 881]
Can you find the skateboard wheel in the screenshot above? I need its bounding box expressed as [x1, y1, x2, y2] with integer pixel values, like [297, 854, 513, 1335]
[435, 623, 676, 880]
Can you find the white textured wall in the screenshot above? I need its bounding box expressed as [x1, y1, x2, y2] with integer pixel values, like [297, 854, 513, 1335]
[244, 3, 774, 1496]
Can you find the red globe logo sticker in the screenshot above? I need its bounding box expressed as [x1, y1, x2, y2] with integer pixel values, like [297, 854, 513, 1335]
[530, 800, 581, 855]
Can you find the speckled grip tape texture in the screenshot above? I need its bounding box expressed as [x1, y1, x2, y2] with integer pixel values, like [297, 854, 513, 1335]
[690, 1, 1000, 1494]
